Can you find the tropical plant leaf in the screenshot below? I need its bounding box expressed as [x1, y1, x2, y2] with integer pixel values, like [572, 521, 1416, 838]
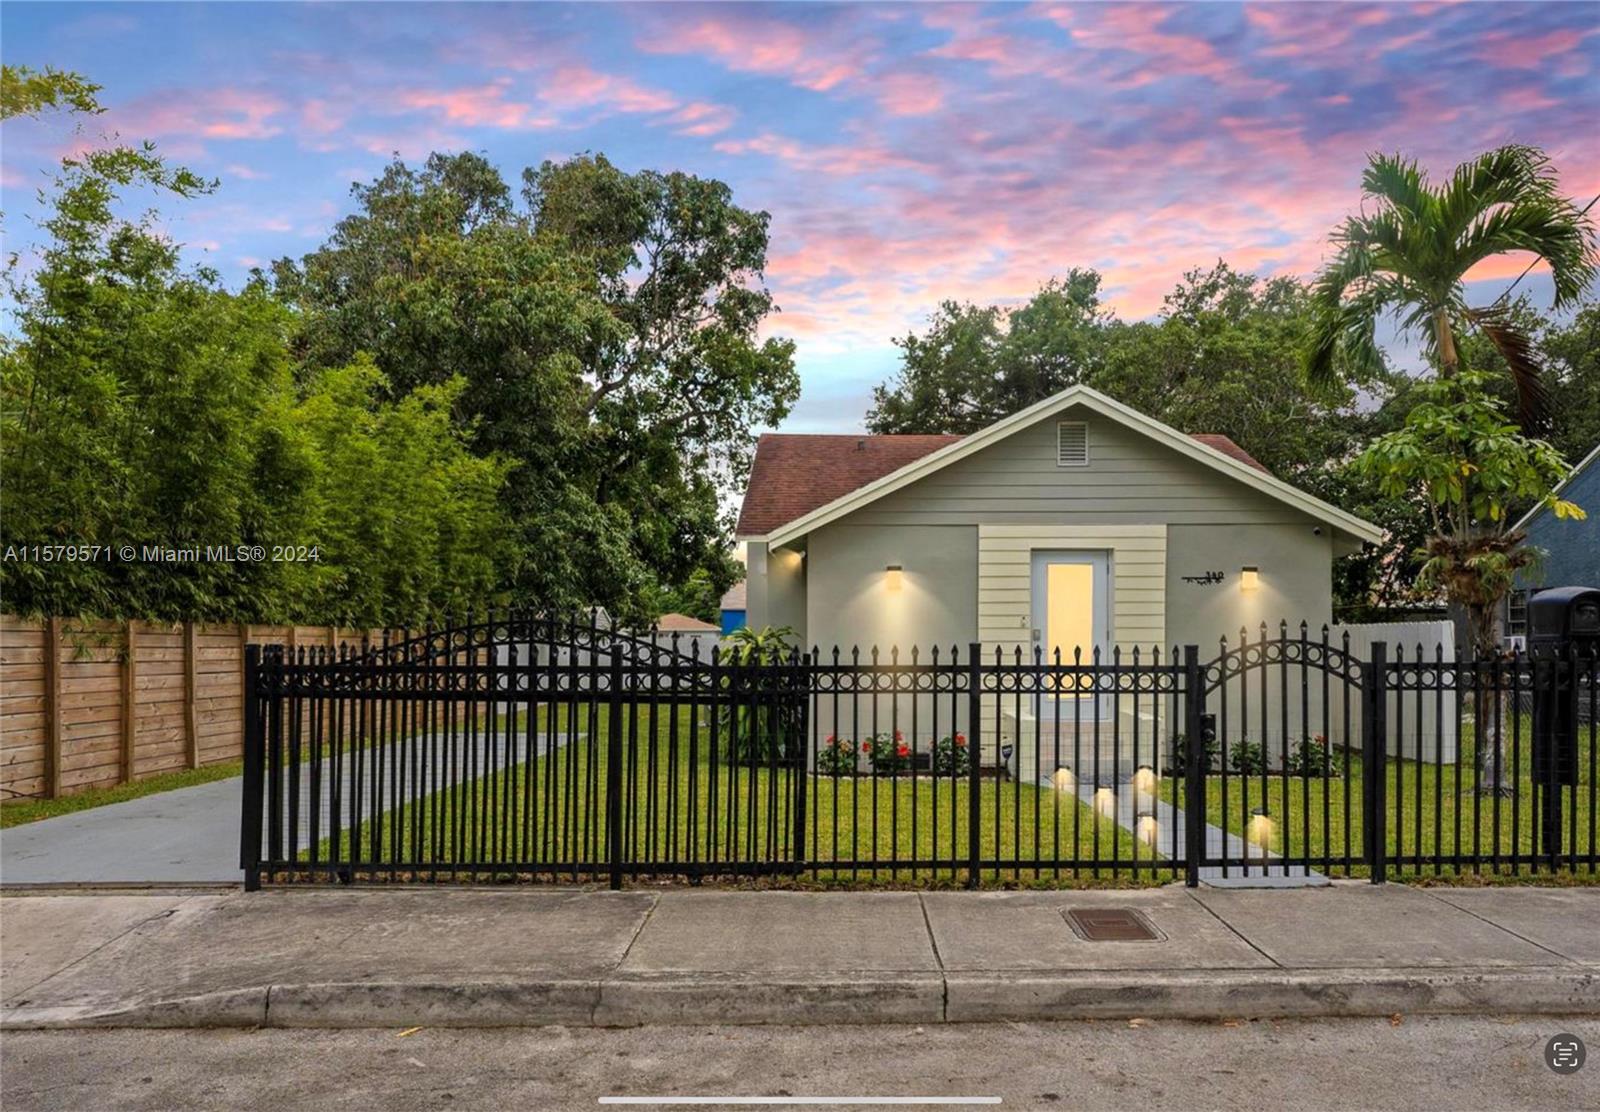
[1466, 304, 1551, 433]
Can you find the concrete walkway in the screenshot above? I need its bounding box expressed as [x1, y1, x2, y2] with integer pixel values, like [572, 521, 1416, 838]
[2, 883, 1595, 1029]
[0, 731, 568, 885]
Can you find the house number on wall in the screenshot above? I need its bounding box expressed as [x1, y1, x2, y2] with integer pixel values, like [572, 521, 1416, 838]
[1181, 571, 1225, 585]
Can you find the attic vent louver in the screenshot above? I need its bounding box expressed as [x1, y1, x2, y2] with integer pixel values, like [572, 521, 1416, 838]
[1057, 421, 1088, 466]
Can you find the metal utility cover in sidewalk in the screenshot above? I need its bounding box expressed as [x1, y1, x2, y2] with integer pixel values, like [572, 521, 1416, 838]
[1064, 908, 1165, 942]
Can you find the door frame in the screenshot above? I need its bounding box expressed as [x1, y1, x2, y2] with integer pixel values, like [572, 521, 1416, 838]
[1029, 549, 1112, 719]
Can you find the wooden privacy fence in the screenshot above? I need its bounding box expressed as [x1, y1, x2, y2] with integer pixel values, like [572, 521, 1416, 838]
[0, 615, 400, 801]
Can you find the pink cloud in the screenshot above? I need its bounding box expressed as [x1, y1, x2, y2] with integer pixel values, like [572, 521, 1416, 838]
[545, 64, 679, 114]
[667, 101, 736, 137]
[714, 132, 930, 178]
[300, 98, 349, 137]
[638, 8, 927, 115]
[640, 12, 870, 92]
[875, 73, 945, 116]
[352, 125, 467, 161]
[110, 87, 287, 145]
[224, 163, 269, 181]
[401, 80, 551, 129]
[1475, 27, 1591, 70]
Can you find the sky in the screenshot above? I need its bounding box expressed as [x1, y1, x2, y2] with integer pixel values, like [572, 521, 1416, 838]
[3, 2, 1598, 430]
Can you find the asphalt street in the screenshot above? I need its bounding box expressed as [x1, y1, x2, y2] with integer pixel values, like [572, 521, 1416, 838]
[2, 1016, 1595, 1111]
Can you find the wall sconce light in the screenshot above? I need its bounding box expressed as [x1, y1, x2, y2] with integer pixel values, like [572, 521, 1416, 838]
[1051, 766, 1076, 794]
[1136, 811, 1159, 847]
[1131, 765, 1157, 797]
[1093, 786, 1117, 819]
[1239, 565, 1260, 593]
[885, 564, 903, 592]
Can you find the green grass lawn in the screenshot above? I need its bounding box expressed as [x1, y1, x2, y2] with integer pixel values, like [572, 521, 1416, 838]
[1164, 720, 1597, 880]
[305, 705, 1159, 886]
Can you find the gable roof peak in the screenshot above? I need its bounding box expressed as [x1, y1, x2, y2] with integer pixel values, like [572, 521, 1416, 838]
[742, 384, 1382, 548]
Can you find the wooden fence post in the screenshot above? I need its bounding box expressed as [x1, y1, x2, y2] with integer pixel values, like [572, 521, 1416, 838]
[43, 616, 62, 799]
[184, 620, 200, 769]
[122, 620, 139, 783]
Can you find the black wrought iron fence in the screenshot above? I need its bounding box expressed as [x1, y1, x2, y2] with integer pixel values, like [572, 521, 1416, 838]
[241, 614, 1598, 889]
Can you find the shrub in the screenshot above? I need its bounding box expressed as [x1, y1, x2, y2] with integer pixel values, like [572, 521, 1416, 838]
[862, 730, 913, 774]
[1229, 739, 1266, 775]
[718, 625, 801, 763]
[815, 734, 858, 776]
[1286, 734, 1340, 778]
[932, 732, 971, 775]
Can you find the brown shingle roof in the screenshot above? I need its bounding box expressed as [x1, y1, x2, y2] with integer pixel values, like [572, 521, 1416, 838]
[655, 613, 720, 632]
[737, 430, 1269, 537]
[1190, 434, 1270, 474]
[736, 433, 963, 536]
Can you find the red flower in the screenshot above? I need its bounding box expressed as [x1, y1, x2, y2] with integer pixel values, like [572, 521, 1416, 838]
[862, 741, 872, 752]
[954, 733, 966, 745]
[826, 733, 836, 743]
[894, 729, 904, 741]
[896, 744, 910, 758]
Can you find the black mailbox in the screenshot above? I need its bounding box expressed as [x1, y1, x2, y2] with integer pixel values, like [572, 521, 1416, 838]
[1529, 586, 1600, 788]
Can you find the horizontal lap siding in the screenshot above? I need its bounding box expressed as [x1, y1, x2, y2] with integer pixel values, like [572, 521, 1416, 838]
[847, 406, 1312, 530]
[1, 616, 396, 800]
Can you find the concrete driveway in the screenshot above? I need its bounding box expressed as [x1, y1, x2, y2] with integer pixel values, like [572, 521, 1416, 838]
[1, 730, 558, 886]
[2, 779, 245, 885]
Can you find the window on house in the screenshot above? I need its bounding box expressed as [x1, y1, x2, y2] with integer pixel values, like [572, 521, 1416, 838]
[1507, 589, 1528, 638]
[1057, 421, 1088, 466]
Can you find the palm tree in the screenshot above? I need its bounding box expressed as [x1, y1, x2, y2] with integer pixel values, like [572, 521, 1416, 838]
[1307, 145, 1596, 431]
[1314, 146, 1595, 793]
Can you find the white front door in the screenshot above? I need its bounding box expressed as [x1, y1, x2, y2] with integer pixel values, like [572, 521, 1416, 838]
[1029, 550, 1110, 719]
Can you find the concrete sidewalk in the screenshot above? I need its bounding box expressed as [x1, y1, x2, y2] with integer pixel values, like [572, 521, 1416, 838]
[2, 884, 1596, 1029]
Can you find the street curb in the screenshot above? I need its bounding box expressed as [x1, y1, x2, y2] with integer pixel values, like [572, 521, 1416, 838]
[3, 967, 1595, 1029]
[942, 968, 1600, 1023]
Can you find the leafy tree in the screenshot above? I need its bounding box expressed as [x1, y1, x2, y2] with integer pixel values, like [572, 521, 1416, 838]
[277, 152, 792, 622]
[1307, 145, 1598, 432]
[1097, 264, 1383, 482]
[288, 361, 512, 626]
[0, 64, 103, 120]
[1309, 146, 1597, 650]
[1355, 371, 1584, 777]
[1457, 297, 1600, 468]
[648, 566, 724, 624]
[2, 143, 511, 625]
[1355, 371, 1581, 651]
[867, 269, 1107, 433]
[2, 147, 297, 619]
[1541, 302, 1600, 465]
